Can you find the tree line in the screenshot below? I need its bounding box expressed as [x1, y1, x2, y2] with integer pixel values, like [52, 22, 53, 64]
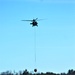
[0, 69, 75, 75]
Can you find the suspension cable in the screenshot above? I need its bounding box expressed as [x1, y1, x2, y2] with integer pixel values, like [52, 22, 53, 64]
[34, 27, 37, 68]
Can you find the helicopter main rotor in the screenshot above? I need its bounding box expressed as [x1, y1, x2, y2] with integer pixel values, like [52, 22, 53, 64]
[21, 18, 44, 22]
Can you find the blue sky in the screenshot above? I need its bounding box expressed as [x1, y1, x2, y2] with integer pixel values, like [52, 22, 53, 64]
[0, 0, 75, 73]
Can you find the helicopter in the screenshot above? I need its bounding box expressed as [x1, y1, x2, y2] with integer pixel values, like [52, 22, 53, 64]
[21, 18, 42, 27]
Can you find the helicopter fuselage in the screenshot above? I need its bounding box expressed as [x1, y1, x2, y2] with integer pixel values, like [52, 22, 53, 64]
[30, 20, 38, 27]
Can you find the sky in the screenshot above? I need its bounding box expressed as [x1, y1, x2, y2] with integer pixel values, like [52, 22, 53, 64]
[0, 0, 75, 73]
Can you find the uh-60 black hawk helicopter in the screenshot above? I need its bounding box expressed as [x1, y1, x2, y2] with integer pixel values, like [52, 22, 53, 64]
[21, 18, 43, 27]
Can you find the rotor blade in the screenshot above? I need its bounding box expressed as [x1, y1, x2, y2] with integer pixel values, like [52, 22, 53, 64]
[21, 20, 33, 21]
[35, 18, 38, 20]
[36, 19, 45, 21]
